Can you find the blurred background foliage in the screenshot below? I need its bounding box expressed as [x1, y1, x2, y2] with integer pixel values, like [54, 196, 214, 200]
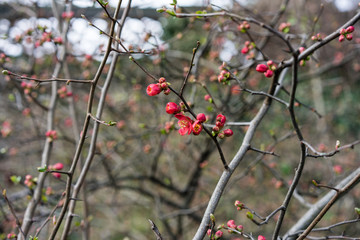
[0, 0, 360, 239]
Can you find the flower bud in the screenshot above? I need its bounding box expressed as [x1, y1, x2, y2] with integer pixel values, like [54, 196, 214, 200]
[163, 88, 171, 95]
[241, 46, 249, 54]
[264, 69, 274, 78]
[215, 230, 223, 239]
[160, 82, 168, 90]
[196, 113, 206, 123]
[212, 126, 220, 132]
[218, 132, 225, 139]
[346, 26, 354, 33]
[227, 220, 236, 229]
[338, 35, 345, 42]
[53, 163, 64, 170]
[346, 33, 353, 40]
[158, 77, 166, 83]
[256, 64, 268, 73]
[216, 114, 226, 126]
[166, 102, 181, 114]
[52, 172, 61, 178]
[146, 83, 162, 96]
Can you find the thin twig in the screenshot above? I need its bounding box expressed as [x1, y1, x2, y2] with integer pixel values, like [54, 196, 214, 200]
[2, 189, 26, 238]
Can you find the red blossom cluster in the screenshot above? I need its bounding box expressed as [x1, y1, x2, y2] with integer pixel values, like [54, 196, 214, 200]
[298, 47, 310, 66]
[212, 114, 233, 139]
[57, 86, 73, 98]
[255, 60, 276, 78]
[311, 33, 323, 41]
[278, 22, 291, 33]
[45, 130, 58, 141]
[24, 174, 35, 188]
[0, 53, 11, 64]
[146, 77, 170, 96]
[48, 162, 64, 178]
[207, 229, 223, 240]
[204, 94, 212, 103]
[21, 81, 34, 94]
[237, 21, 250, 32]
[1, 121, 12, 138]
[339, 26, 355, 42]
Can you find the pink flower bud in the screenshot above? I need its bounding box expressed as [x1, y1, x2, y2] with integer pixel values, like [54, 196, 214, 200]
[223, 129, 233, 137]
[52, 172, 61, 179]
[212, 126, 220, 132]
[216, 114, 226, 126]
[267, 60, 273, 66]
[298, 47, 305, 53]
[258, 235, 266, 240]
[207, 229, 212, 236]
[237, 225, 243, 231]
[227, 220, 237, 229]
[346, 26, 354, 33]
[53, 163, 64, 170]
[146, 83, 162, 96]
[204, 94, 211, 101]
[338, 35, 345, 42]
[264, 69, 274, 78]
[163, 88, 171, 95]
[166, 102, 181, 114]
[256, 64, 268, 73]
[158, 77, 166, 83]
[196, 113, 206, 123]
[160, 82, 168, 89]
[192, 120, 203, 135]
[215, 230, 223, 239]
[218, 132, 225, 139]
[241, 46, 249, 54]
[346, 33, 353, 40]
[340, 28, 346, 35]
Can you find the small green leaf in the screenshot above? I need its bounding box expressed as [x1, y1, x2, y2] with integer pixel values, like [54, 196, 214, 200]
[165, 9, 176, 16]
[8, 93, 15, 102]
[355, 207, 360, 215]
[246, 211, 253, 220]
[37, 165, 47, 172]
[107, 121, 116, 126]
[156, 8, 166, 13]
[10, 175, 21, 184]
[210, 213, 216, 222]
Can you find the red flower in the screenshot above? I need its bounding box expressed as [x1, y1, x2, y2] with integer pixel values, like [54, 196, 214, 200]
[146, 83, 162, 96]
[216, 114, 226, 127]
[52, 163, 64, 170]
[166, 102, 181, 114]
[227, 219, 237, 229]
[215, 230, 223, 239]
[175, 114, 193, 135]
[192, 120, 203, 135]
[346, 26, 355, 33]
[264, 69, 274, 78]
[241, 46, 249, 54]
[256, 64, 268, 73]
[223, 129, 233, 137]
[196, 113, 206, 123]
[258, 235, 266, 240]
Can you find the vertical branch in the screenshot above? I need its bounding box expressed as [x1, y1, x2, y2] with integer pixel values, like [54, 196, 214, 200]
[59, 1, 131, 239]
[272, 52, 307, 240]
